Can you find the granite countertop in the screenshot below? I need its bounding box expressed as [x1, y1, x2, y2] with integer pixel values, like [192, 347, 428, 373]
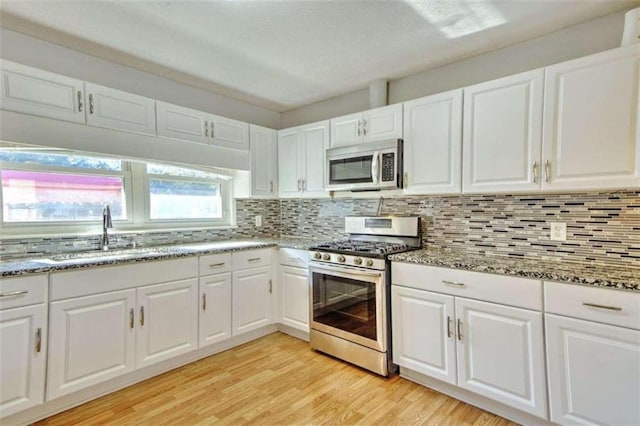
[389, 248, 640, 292]
[1, 238, 324, 277]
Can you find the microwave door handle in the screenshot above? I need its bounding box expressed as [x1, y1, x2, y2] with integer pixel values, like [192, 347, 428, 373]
[371, 151, 380, 184]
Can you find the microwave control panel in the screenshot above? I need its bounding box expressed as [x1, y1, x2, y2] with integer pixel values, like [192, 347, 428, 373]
[381, 153, 395, 181]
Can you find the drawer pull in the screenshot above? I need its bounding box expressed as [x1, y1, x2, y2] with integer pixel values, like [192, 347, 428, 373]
[447, 316, 452, 338]
[208, 262, 226, 268]
[0, 290, 28, 297]
[443, 280, 465, 288]
[457, 319, 463, 341]
[35, 328, 42, 353]
[582, 302, 622, 312]
[248, 257, 261, 262]
[129, 308, 134, 329]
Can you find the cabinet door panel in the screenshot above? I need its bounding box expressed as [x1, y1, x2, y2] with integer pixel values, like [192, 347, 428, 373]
[232, 266, 272, 336]
[156, 101, 207, 144]
[136, 279, 198, 368]
[302, 121, 329, 197]
[211, 115, 249, 150]
[85, 83, 156, 136]
[0, 304, 46, 417]
[463, 70, 543, 193]
[278, 128, 301, 198]
[47, 290, 135, 400]
[363, 104, 402, 143]
[250, 125, 278, 197]
[0, 59, 85, 123]
[199, 273, 232, 348]
[391, 286, 456, 384]
[546, 314, 640, 426]
[543, 46, 640, 190]
[403, 90, 462, 194]
[455, 298, 546, 418]
[330, 112, 362, 147]
[279, 266, 309, 332]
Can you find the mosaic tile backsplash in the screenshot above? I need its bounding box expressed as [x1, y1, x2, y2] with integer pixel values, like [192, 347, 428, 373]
[2, 191, 639, 269]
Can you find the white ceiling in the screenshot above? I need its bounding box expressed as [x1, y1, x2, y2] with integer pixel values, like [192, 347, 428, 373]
[0, 1, 636, 112]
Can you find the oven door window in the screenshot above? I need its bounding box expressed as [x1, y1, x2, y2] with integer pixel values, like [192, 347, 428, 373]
[329, 155, 373, 184]
[312, 272, 377, 341]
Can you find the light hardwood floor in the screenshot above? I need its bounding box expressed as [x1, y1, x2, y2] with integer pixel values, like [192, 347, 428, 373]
[36, 332, 516, 425]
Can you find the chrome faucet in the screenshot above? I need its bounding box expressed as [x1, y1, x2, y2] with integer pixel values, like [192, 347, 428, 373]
[101, 204, 113, 251]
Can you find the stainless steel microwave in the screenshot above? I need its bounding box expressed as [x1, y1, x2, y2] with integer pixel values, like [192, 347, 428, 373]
[325, 139, 403, 191]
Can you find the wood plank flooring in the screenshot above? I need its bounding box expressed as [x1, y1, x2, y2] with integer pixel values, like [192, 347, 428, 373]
[36, 332, 516, 425]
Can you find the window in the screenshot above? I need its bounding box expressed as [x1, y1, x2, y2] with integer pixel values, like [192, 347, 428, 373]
[0, 148, 234, 233]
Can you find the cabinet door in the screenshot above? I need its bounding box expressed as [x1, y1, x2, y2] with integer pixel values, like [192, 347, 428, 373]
[0, 59, 85, 123]
[302, 121, 330, 197]
[546, 314, 640, 426]
[0, 304, 46, 417]
[250, 124, 278, 197]
[403, 90, 462, 194]
[84, 83, 156, 136]
[391, 286, 457, 384]
[136, 279, 198, 368]
[330, 112, 362, 147]
[278, 128, 302, 198]
[463, 70, 544, 193]
[279, 266, 309, 332]
[47, 290, 136, 400]
[210, 114, 250, 150]
[455, 298, 547, 418]
[232, 266, 272, 336]
[363, 103, 403, 143]
[199, 273, 232, 348]
[156, 101, 208, 144]
[542, 45, 640, 191]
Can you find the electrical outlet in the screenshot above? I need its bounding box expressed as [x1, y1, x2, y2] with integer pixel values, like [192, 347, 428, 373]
[550, 222, 567, 241]
[255, 215, 262, 227]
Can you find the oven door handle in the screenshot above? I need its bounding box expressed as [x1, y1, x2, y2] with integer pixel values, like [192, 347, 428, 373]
[371, 151, 380, 184]
[310, 264, 383, 279]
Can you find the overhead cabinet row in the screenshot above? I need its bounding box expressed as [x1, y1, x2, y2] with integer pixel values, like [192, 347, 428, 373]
[0, 60, 249, 150]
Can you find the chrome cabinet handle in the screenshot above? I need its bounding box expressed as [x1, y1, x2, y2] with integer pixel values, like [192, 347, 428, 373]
[202, 293, 207, 310]
[89, 93, 94, 114]
[357, 120, 361, 136]
[442, 280, 465, 288]
[248, 257, 261, 262]
[130, 308, 134, 329]
[302, 179, 306, 191]
[371, 151, 380, 184]
[447, 316, 452, 338]
[362, 119, 367, 136]
[35, 328, 42, 353]
[532, 161, 539, 183]
[403, 172, 408, 189]
[0, 290, 28, 298]
[582, 302, 622, 312]
[77, 91, 83, 112]
[457, 319, 463, 341]
[544, 160, 551, 183]
[140, 306, 144, 327]
[269, 181, 274, 193]
[208, 262, 226, 268]
[204, 121, 208, 137]
[268, 279, 272, 294]
[211, 123, 215, 139]
[297, 178, 301, 191]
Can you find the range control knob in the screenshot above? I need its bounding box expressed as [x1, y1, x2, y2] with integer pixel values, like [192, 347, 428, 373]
[337, 255, 346, 263]
[313, 252, 322, 260]
[365, 259, 374, 267]
[353, 257, 363, 265]
[322, 253, 331, 261]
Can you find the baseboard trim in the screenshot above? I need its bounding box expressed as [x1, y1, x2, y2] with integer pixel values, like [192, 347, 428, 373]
[277, 323, 309, 341]
[400, 367, 552, 426]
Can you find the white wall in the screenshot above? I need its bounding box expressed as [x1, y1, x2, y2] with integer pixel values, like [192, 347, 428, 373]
[0, 28, 281, 129]
[281, 10, 627, 128]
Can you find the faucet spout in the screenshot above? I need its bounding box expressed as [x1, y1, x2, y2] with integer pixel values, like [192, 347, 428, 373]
[101, 204, 113, 251]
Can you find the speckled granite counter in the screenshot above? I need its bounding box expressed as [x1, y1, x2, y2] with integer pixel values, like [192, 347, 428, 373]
[389, 249, 640, 292]
[1, 238, 324, 277]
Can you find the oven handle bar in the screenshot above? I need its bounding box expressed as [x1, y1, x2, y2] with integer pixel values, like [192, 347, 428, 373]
[309, 263, 384, 278]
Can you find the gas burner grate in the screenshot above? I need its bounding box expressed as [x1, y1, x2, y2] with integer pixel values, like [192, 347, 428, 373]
[313, 240, 411, 255]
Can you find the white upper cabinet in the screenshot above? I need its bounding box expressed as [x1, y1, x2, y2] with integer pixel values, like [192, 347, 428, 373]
[403, 89, 463, 194]
[542, 45, 640, 190]
[330, 104, 402, 147]
[156, 101, 209, 144]
[84, 83, 156, 136]
[463, 69, 544, 193]
[210, 114, 249, 150]
[278, 120, 330, 198]
[250, 124, 278, 197]
[0, 59, 85, 123]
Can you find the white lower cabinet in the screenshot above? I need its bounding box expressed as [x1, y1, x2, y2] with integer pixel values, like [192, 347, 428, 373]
[199, 272, 232, 347]
[232, 266, 272, 336]
[391, 263, 547, 419]
[47, 289, 136, 400]
[136, 279, 198, 368]
[279, 265, 309, 332]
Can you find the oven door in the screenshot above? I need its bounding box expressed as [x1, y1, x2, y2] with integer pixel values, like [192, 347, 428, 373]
[309, 262, 387, 352]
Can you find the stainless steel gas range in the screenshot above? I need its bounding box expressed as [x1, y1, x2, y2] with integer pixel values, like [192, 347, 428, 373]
[308, 216, 420, 376]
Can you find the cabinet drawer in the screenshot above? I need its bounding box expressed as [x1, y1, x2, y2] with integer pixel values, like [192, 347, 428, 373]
[392, 263, 542, 311]
[545, 281, 640, 330]
[0, 274, 47, 310]
[279, 248, 309, 268]
[199, 253, 232, 276]
[233, 249, 272, 270]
